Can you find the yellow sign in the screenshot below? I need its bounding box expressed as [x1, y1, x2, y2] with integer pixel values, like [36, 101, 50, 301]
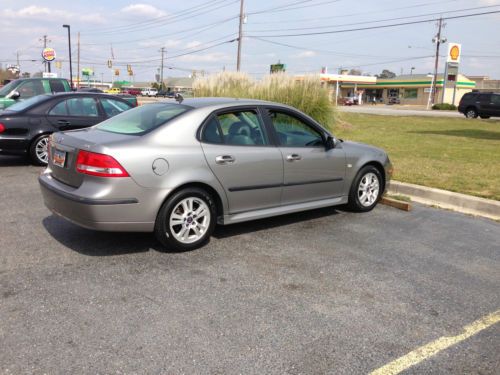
[447, 43, 461, 63]
[42, 47, 56, 62]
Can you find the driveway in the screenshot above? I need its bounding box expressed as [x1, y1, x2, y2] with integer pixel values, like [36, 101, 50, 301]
[1, 155, 499, 374]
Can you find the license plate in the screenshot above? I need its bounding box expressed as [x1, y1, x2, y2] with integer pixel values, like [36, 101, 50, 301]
[53, 149, 67, 168]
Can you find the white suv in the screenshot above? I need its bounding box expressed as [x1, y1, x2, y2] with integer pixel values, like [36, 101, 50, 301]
[141, 88, 158, 97]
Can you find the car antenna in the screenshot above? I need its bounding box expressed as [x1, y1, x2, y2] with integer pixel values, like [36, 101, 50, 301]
[175, 93, 184, 104]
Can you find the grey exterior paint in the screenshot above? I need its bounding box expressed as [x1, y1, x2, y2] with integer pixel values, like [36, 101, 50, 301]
[39, 98, 392, 232]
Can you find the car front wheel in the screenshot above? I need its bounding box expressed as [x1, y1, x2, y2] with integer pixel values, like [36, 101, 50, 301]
[347, 165, 383, 212]
[465, 108, 478, 118]
[29, 134, 50, 166]
[154, 187, 216, 252]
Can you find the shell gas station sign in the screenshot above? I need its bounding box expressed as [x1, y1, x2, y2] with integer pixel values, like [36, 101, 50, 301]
[447, 43, 461, 63]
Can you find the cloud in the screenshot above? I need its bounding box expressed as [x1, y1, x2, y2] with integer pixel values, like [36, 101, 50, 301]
[2, 6, 73, 20]
[186, 41, 202, 49]
[296, 50, 316, 58]
[121, 4, 167, 18]
[177, 52, 230, 63]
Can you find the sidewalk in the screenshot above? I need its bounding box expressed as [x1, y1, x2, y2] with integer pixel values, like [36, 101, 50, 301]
[339, 105, 463, 118]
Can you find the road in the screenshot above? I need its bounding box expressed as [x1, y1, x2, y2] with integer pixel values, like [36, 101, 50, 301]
[1, 155, 499, 374]
[338, 105, 465, 117]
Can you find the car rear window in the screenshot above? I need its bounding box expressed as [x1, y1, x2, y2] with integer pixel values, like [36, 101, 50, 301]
[4, 95, 50, 112]
[95, 103, 191, 135]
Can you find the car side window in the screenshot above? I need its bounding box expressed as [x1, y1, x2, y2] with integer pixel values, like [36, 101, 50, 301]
[202, 110, 269, 146]
[101, 98, 130, 117]
[268, 110, 323, 147]
[491, 94, 500, 105]
[17, 81, 45, 99]
[201, 116, 223, 144]
[48, 101, 68, 116]
[49, 80, 66, 93]
[66, 97, 99, 117]
[479, 94, 491, 104]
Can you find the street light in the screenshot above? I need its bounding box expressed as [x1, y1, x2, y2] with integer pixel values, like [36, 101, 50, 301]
[410, 67, 415, 76]
[62, 24, 73, 89]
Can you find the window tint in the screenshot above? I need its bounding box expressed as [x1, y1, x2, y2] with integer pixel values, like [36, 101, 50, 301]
[95, 103, 190, 135]
[202, 116, 223, 144]
[17, 80, 45, 98]
[49, 100, 68, 116]
[101, 98, 131, 117]
[66, 97, 99, 117]
[49, 80, 66, 93]
[479, 94, 491, 104]
[269, 111, 323, 147]
[4, 95, 50, 112]
[491, 94, 500, 105]
[216, 110, 268, 146]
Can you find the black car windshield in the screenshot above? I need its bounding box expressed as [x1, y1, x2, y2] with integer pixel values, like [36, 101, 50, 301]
[5, 95, 50, 112]
[0, 80, 20, 97]
[95, 103, 191, 135]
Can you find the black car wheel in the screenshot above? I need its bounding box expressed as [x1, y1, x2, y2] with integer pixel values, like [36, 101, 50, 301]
[154, 187, 216, 252]
[465, 108, 478, 119]
[29, 134, 50, 166]
[347, 165, 383, 212]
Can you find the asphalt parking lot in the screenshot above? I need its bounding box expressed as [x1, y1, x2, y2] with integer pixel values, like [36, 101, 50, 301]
[1, 155, 499, 374]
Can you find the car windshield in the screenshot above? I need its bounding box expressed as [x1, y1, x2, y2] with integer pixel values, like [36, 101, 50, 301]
[0, 80, 21, 97]
[4, 95, 50, 112]
[95, 103, 191, 135]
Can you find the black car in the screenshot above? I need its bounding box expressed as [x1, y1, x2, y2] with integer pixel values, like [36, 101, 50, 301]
[0, 92, 133, 165]
[458, 91, 500, 119]
[156, 89, 174, 98]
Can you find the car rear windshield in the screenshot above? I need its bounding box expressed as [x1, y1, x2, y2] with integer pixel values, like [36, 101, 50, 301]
[95, 103, 191, 135]
[0, 80, 20, 97]
[4, 94, 51, 112]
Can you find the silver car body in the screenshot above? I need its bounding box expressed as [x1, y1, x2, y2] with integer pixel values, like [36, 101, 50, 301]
[39, 98, 391, 231]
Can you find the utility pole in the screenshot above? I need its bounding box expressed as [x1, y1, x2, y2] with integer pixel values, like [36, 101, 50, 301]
[236, 0, 245, 71]
[431, 18, 445, 105]
[160, 47, 165, 90]
[63, 25, 73, 89]
[77, 32, 81, 89]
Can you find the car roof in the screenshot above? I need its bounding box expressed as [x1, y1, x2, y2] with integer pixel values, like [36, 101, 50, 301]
[179, 97, 281, 109]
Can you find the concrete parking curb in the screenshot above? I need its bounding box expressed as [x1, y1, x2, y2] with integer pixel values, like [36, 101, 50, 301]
[387, 181, 500, 221]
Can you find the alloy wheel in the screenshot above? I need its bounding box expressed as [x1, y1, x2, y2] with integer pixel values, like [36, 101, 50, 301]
[169, 197, 211, 244]
[35, 136, 49, 164]
[357, 172, 380, 207]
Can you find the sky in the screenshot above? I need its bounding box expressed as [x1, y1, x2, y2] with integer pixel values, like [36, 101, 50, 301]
[1, 0, 499, 82]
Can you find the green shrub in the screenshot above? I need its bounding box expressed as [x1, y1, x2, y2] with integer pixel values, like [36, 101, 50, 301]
[193, 72, 335, 130]
[432, 103, 457, 110]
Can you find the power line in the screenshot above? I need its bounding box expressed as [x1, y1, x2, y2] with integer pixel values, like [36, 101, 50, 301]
[246, 10, 500, 37]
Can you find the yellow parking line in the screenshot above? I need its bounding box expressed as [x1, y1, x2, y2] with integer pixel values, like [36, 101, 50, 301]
[370, 309, 500, 375]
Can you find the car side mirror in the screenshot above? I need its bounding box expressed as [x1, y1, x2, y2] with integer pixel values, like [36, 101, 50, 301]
[7, 90, 20, 100]
[325, 135, 336, 150]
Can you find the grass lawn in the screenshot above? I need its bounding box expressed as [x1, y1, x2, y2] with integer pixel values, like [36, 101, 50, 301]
[334, 113, 500, 201]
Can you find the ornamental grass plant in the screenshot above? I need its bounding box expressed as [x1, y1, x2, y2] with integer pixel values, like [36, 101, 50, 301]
[193, 72, 335, 130]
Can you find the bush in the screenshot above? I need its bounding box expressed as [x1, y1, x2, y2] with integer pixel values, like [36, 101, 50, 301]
[193, 72, 335, 130]
[432, 103, 457, 110]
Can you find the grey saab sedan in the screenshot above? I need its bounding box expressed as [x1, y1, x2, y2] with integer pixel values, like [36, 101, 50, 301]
[39, 98, 392, 251]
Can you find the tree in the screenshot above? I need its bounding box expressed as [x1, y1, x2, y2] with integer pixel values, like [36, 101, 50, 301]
[348, 68, 362, 76]
[377, 69, 396, 79]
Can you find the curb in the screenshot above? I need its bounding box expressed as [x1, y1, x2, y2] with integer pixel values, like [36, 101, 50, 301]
[387, 181, 500, 221]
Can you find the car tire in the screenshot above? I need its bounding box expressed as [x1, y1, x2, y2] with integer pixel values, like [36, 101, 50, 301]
[347, 165, 383, 212]
[479, 115, 490, 119]
[29, 134, 50, 166]
[465, 107, 478, 118]
[154, 187, 216, 252]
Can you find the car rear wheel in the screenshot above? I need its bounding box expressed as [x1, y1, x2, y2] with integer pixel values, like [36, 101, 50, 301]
[154, 187, 216, 252]
[29, 134, 50, 166]
[347, 165, 383, 212]
[479, 115, 490, 119]
[465, 108, 478, 118]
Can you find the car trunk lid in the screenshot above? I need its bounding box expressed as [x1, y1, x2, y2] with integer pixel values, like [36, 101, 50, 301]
[48, 128, 134, 188]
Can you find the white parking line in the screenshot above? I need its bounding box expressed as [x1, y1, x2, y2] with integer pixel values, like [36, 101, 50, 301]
[370, 309, 500, 375]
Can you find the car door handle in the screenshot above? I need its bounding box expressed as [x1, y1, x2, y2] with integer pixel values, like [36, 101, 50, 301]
[215, 155, 235, 165]
[57, 120, 71, 125]
[286, 154, 302, 162]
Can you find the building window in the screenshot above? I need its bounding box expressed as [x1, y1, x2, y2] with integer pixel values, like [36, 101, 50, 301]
[404, 88, 418, 99]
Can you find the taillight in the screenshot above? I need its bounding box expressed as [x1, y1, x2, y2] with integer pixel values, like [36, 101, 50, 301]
[0, 123, 5, 133]
[76, 150, 129, 177]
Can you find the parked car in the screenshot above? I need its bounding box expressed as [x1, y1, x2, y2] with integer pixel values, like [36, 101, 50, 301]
[104, 87, 121, 94]
[343, 97, 358, 106]
[0, 78, 71, 110]
[141, 88, 158, 97]
[122, 88, 141, 96]
[78, 87, 103, 93]
[39, 98, 392, 251]
[78, 87, 137, 107]
[156, 89, 173, 98]
[458, 91, 500, 118]
[0, 92, 134, 165]
[387, 97, 401, 105]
